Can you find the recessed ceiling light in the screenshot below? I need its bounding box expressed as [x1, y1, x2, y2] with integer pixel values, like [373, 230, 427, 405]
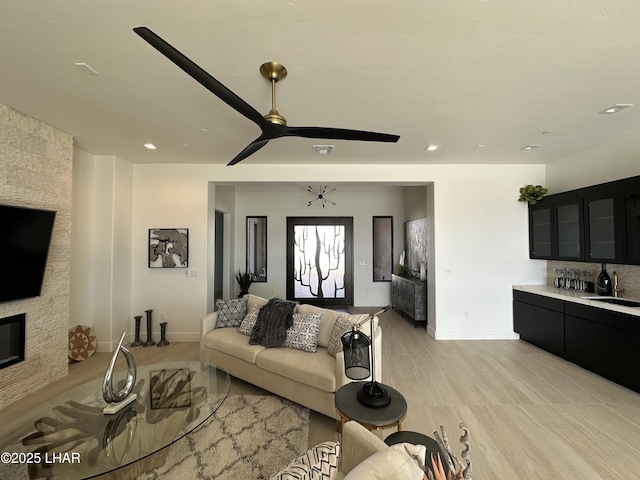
[313, 145, 334, 155]
[520, 145, 541, 151]
[144, 143, 157, 150]
[74, 62, 99, 75]
[597, 104, 633, 114]
[474, 144, 485, 149]
[424, 144, 440, 151]
[200, 128, 210, 133]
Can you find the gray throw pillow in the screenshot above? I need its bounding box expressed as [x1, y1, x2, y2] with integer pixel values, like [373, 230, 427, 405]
[238, 305, 261, 335]
[215, 297, 247, 328]
[284, 313, 322, 353]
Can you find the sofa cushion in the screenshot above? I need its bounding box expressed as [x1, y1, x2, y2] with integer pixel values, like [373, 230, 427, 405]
[327, 314, 373, 357]
[295, 304, 342, 348]
[238, 305, 261, 335]
[343, 443, 426, 480]
[270, 441, 340, 480]
[245, 293, 270, 310]
[284, 313, 322, 353]
[203, 326, 266, 364]
[256, 346, 336, 392]
[215, 297, 247, 328]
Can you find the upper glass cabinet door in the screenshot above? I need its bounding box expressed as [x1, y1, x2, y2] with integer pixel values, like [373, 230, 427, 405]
[587, 198, 616, 260]
[556, 202, 582, 259]
[530, 207, 552, 258]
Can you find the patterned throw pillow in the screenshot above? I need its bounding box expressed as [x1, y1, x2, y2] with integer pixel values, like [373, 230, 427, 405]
[284, 313, 322, 353]
[270, 441, 340, 480]
[215, 298, 248, 328]
[327, 314, 355, 357]
[238, 305, 261, 335]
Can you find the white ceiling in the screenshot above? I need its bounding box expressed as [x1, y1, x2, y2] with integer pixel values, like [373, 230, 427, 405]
[1, 1, 639, 166]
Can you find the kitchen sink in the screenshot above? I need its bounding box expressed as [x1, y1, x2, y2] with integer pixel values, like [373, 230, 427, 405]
[581, 296, 640, 308]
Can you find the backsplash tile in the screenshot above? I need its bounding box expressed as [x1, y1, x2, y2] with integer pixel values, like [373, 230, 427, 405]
[547, 261, 640, 299]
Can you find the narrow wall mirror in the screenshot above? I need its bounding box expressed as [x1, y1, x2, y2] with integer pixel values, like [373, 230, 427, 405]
[247, 216, 267, 282]
[373, 216, 393, 281]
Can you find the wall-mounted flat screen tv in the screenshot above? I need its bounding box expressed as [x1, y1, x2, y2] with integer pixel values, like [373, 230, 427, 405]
[0, 204, 56, 303]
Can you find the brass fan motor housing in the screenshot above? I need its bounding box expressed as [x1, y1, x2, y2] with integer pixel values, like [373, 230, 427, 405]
[259, 62, 287, 82]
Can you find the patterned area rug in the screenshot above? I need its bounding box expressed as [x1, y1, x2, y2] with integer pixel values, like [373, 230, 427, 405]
[137, 394, 310, 480]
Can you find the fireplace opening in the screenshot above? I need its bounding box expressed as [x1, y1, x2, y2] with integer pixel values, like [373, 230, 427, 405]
[0, 313, 25, 370]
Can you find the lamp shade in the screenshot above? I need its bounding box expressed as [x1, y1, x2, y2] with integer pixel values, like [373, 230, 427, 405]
[341, 329, 371, 381]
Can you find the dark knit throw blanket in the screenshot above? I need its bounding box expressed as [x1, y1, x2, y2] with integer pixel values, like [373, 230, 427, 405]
[249, 298, 297, 347]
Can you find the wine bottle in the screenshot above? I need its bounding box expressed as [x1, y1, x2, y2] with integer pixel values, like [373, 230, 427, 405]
[596, 263, 612, 296]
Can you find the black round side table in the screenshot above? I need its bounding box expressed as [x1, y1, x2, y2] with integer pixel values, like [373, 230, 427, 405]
[385, 430, 450, 476]
[335, 381, 407, 433]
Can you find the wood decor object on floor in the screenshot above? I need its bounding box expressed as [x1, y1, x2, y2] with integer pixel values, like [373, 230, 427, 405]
[68, 325, 97, 361]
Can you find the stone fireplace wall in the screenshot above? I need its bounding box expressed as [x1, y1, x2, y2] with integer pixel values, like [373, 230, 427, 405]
[0, 103, 72, 409]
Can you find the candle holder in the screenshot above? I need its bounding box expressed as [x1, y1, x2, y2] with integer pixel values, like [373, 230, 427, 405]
[143, 309, 156, 347]
[130, 315, 143, 347]
[157, 322, 170, 347]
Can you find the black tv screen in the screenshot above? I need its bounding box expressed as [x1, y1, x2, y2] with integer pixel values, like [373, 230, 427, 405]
[0, 205, 56, 303]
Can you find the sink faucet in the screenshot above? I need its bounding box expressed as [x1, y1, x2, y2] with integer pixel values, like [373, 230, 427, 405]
[613, 271, 624, 298]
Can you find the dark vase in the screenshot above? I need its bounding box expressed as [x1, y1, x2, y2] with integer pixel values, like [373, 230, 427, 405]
[596, 263, 612, 296]
[130, 315, 143, 347]
[143, 309, 156, 347]
[157, 322, 170, 347]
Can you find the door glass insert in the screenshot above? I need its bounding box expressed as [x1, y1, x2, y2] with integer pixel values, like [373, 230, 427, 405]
[287, 217, 353, 306]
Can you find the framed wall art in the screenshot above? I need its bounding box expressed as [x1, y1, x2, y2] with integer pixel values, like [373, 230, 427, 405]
[149, 228, 189, 268]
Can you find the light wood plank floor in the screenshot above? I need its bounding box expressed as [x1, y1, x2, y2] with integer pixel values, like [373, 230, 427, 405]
[2, 309, 640, 479]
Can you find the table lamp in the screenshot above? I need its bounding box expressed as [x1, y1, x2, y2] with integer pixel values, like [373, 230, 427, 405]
[341, 306, 391, 408]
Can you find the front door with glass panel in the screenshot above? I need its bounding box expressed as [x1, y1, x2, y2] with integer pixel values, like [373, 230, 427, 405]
[286, 217, 353, 307]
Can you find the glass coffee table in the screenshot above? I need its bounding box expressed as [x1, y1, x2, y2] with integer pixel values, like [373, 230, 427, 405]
[0, 361, 230, 480]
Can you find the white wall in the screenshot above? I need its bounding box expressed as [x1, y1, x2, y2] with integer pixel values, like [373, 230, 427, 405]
[231, 184, 406, 305]
[546, 134, 640, 193]
[71, 152, 132, 351]
[71, 157, 546, 341]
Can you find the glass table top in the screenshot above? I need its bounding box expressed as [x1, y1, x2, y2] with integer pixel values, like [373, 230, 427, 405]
[0, 361, 230, 479]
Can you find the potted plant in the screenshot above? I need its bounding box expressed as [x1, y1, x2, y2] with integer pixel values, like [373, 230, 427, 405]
[235, 270, 253, 297]
[518, 184, 548, 205]
[394, 264, 412, 277]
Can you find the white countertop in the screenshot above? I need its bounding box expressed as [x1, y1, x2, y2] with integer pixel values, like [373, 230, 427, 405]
[513, 284, 640, 317]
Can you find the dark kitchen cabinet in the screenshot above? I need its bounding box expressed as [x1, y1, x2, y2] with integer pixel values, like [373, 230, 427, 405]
[625, 193, 640, 262]
[527, 174, 640, 264]
[585, 195, 619, 261]
[513, 290, 564, 356]
[564, 302, 640, 393]
[529, 205, 553, 259]
[556, 201, 583, 260]
[513, 290, 640, 394]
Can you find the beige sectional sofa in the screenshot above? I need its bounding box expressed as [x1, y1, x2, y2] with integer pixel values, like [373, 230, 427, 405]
[200, 294, 382, 419]
[270, 420, 428, 479]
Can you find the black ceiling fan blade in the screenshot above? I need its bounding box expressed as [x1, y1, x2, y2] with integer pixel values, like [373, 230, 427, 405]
[285, 126, 400, 143]
[227, 137, 270, 166]
[133, 27, 266, 127]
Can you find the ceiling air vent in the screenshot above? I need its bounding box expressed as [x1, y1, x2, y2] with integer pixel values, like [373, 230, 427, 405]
[313, 145, 334, 155]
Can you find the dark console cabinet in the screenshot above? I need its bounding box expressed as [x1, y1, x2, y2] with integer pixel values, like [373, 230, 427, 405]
[391, 274, 427, 327]
[513, 291, 564, 356]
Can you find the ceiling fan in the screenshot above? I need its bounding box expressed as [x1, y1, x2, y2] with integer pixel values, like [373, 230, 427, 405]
[133, 27, 400, 166]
